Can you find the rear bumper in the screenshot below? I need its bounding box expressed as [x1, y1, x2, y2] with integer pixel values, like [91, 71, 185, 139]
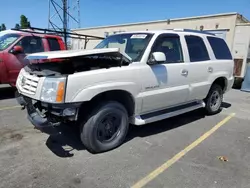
[16, 92, 81, 135]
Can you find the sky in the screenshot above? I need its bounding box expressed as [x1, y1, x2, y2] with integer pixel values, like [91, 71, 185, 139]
[0, 0, 250, 30]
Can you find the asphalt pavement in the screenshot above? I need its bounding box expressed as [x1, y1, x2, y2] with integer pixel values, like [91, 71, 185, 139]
[0, 85, 249, 188]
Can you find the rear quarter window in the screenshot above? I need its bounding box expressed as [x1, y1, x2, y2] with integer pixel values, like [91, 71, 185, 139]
[207, 36, 232, 60]
[47, 38, 61, 51]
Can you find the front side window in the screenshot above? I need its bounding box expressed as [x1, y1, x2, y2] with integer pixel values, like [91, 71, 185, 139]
[95, 33, 153, 61]
[15, 36, 44, 54]
[151, 34, 183, 63]
[207, 36, 232, 60]
[185, 35, 210, 62]
[0, 33, 20, 51]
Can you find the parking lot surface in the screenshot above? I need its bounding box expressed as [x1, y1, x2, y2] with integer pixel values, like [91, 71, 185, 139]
[0, 85, 250, 188]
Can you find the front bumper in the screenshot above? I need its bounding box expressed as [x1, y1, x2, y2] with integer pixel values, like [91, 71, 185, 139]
[16, 92, 81, 135]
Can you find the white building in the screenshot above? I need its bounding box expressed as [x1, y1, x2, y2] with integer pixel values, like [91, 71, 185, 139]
[72, 12, 250, 80]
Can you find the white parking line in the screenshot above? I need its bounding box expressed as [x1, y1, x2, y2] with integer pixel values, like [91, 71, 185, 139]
[0, 106, 21, 111]
[131, 113, 236, 188]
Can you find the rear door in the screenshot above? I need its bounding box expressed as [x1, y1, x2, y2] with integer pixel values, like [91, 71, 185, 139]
[184, 35, 212, 101]
[3, 36, 45, 85]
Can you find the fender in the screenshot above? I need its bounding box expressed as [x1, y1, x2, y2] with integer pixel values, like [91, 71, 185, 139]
[67, 81, 139, 103]
[208, 71, 229, 88]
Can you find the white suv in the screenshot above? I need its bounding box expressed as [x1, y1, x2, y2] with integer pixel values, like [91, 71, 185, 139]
[16, 29, 234, 153]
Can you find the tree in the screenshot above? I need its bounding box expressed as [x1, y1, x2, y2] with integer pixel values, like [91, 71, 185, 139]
[14, 24, 20, 29]
[0, 23, 6, 31]
[20, 15, 31, 29]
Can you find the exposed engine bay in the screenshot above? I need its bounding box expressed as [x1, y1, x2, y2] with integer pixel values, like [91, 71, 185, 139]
[24, 52, 131, 77]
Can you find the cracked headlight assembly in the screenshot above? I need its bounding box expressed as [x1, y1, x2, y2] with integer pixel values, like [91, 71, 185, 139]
[40, 77, 66, 103]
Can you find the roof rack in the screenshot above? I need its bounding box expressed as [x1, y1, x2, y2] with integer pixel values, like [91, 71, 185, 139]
[172, 28, 215, 36]
[10, 27, 105, 49]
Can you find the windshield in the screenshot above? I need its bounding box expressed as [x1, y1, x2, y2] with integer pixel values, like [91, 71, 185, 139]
[95, 33, 153, 61]
[0, 33, 20, 51]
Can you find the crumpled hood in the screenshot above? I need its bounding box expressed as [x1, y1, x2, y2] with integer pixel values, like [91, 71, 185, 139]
[25, 48, 132, 62]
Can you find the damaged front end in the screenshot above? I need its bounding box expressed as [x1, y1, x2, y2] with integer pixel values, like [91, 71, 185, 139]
[16, 48, 131, 134]
[16, 92, 81, 134]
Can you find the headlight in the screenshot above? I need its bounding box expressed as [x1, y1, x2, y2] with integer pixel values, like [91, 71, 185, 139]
[40, 77, 66, 103]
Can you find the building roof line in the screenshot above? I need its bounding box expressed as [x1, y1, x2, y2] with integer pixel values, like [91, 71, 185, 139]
[237, 14, 249, 23]
[236, 23, 250, 26]
[72, 12, 242, 31]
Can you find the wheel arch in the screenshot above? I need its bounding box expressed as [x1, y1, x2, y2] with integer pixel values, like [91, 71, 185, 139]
[78, 90, 136, 119]
[211, 77, 228, 93]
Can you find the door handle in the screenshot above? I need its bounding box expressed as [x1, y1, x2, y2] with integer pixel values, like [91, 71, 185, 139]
[181, 69, 188, 76]
[208, 67, 213, 73]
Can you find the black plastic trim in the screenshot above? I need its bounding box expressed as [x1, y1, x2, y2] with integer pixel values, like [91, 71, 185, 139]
[141, 101, 200, 120]
[16, 92, 81, 135]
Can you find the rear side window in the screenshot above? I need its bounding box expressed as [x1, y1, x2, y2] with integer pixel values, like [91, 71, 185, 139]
[207, 36, 232, 60]
[185, 35, 210, 62]
[47, 38, 60, 51]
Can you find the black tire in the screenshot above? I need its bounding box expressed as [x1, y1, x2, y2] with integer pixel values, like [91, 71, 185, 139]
[80, 101, 129, 154]
[233, 77, 243, 89]
[204, 84, 223, 115]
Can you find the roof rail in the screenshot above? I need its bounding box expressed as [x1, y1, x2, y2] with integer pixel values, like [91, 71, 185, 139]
[173, 28, 215, 36]
[10, 27, 104, 40]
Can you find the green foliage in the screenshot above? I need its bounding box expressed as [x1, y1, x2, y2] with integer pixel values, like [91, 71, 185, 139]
[0, 23, 6, 31]
[14, 24, 20, 29]
[20, 15, 31, 29]
[0, 15, 31, 32]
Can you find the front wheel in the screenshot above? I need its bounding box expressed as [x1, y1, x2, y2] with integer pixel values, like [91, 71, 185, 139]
[204, 84, 223, 115]
[80, 101, 129, 153]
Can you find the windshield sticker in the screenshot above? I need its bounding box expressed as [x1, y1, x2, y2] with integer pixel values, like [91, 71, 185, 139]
[131, 34, 147, 39]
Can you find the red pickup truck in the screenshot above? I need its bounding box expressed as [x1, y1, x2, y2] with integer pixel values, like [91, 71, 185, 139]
[0, 29, 66, 87]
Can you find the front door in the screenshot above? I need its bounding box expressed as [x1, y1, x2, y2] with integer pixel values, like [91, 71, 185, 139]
[140, 34, 189, 114]
[4, 36, 44, 85]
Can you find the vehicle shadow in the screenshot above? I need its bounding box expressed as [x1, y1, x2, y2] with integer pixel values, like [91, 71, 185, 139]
[0, 86, 16, 100]
[46, 109, 208, 157]
[221, 102, 231, 109]
[45, 124, 86, 158]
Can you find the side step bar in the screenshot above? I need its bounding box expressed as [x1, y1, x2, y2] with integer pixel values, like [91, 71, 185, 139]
[131, 101, 205, 126]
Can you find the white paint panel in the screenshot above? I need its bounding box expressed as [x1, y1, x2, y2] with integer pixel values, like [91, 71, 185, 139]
[232, 26, 250, 59]
[26, 48, 131, 61]
[139, 63, 190, 114]
[232, 25, 250, 77]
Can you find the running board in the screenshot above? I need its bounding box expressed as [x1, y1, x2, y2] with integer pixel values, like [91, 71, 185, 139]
[131, 101, 205, 126]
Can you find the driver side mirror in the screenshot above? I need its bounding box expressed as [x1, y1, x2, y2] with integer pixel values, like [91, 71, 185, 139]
[10, 46, 24, 55]
[147, 52, 166, 65]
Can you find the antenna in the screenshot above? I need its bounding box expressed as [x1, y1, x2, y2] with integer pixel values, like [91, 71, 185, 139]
[48, 0, 81, 48]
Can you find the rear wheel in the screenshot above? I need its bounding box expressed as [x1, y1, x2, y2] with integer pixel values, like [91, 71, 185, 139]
[80, 101, 129, 153]
[204, 84, 223, 115]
